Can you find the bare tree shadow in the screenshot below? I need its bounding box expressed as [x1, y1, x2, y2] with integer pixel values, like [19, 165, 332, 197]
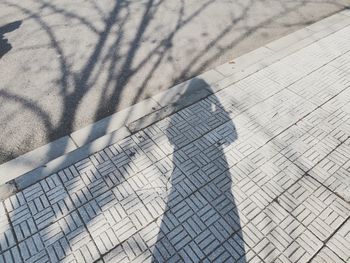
[0, 20, 21, 59]
[0, 0, 350, 262]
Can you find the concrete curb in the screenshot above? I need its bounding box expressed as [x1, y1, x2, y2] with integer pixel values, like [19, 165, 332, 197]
[0, 136, 77, 184]
[1, 9, 350, 199]
[70, 98, 160, 147]
[15, 127, 131, 190]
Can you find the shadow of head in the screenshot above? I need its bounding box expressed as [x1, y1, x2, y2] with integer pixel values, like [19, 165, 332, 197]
[166, 77, 237, 147]
[0, 20, 22, 58]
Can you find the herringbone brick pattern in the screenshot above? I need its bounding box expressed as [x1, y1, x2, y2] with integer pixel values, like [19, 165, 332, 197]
[1, 23, 350, 263]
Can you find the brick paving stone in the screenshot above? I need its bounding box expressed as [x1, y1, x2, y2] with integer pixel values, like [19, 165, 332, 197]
[0, 246, 23, 263]
[278, 177, 350, 242]
[234, 71, 283, 100]
[282, 38, 343, 75]
[243, 202, 323, 262]
[0, 202, 15, 253]
[311, 247, 345, 263]
[309, 139, 350, 202]
[326, 219, 350, 262]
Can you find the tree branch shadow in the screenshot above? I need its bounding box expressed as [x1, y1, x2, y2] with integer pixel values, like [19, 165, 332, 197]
[0, 0, 349, 261]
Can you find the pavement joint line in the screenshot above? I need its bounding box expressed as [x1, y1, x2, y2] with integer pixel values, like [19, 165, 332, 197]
[54, 166, 105, 262]
[69, 134, 79, 149]
[1, 11, 350, 196]
[213, 68, 226, 78]
[307, 215, 350, 263]
[2, 195, 24, 262]
[299, 137, 350, 202]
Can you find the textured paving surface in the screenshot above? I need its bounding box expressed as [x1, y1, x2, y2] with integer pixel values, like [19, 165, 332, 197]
[1, 0, 350, 164]
[1, 22, 350, 263]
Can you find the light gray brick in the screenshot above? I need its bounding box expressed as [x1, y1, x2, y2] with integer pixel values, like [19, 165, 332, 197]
[326, 219, 350, 262]
[0, 246, 22, 263]
[312, 247, 346, 263]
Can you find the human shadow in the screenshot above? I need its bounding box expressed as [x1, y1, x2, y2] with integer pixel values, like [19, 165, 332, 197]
[0, 20, 21, 59]
[151, 79, 246, 262]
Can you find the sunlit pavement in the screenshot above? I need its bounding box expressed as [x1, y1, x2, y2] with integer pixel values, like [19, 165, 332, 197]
[1, 10, 350, 263]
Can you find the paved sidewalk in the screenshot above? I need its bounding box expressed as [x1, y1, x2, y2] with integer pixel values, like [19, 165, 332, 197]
[1, 11, 350, 263]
